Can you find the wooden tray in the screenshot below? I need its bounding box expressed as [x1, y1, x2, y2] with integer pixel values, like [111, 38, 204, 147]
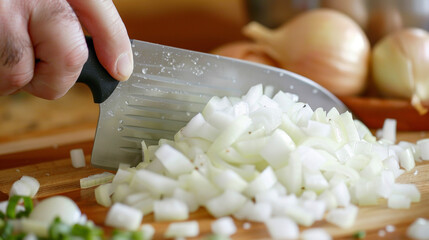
[1, 126, 429, 239]
[340, 97, 429, 131]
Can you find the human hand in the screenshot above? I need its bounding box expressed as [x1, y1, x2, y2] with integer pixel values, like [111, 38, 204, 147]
[0, 0, 133, 99]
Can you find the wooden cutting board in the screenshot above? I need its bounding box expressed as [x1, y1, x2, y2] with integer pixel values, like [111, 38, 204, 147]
[0, 125, 428, 240]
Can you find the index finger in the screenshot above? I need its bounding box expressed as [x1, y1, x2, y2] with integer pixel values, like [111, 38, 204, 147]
[67, 0, 133, 81]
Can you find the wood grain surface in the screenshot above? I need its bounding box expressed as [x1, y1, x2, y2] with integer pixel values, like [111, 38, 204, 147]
[0, 127, 428, 240]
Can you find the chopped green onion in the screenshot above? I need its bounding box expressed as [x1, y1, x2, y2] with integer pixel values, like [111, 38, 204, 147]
[353, 230, 366, 239]
[0, 220, 13, 240]
[70, 222, 103, 239]
[48, 217, 72, 240]
[6, 195, 33, 219]
[111, 229, 145, 240]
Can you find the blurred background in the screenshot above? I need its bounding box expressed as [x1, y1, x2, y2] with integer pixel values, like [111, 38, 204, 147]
[1, 0, 429, 137]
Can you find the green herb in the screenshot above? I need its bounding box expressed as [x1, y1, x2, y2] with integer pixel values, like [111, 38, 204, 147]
[6, 195, 33, 219]
[353, 230, 366, 239]
[0, 219, 13, 240]
[111, 229, 144, 240]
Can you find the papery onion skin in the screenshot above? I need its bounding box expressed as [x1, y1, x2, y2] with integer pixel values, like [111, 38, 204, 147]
[372, 28, 429, 114]
[243, 9, 370, 96]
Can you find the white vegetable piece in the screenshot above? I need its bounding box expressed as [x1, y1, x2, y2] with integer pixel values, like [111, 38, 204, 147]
[172, 188, 199, 212]
[155, 144, 194, 177]
[205, 190, 247, 218]
[265, 217, 299, 240]
[130, 169, 178, 196]
[211, 217, 237, 237]
[80, 172, 114, 189]
[213, 169, 248, 192]
[94, 183, 113, 207]
[417, 139, 429, 161]
[381, 118, 397, 143]
[10, 176, 40, 198]
[331, 182, 351, 207]
[154, 198, 189, 221]
[388, 194, 411, 209]
[164, 221, 199, 238]
[181, 113, 219, 141]
[179, 170, 221, 205]
[245, 202, 273, 222]
[259, 129, 296, 169]
[399, 148, 416, 171]
[140, 224, 155, 240]
[21, 219, 49, 238]
[407, 218, 429, 240]
[301, 228, 332, 240]
[70, 148, 86, 168]
[391, 184, 421, 202]
[244, 166, 277, 198]
[284, 204, 315, 227]
[30, 196, 81, 225]
[105, 202, 143, 230]
[326, 204, 359, 229]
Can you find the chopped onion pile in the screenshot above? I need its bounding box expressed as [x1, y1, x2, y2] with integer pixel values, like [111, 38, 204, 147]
[94, 84, 424, 238]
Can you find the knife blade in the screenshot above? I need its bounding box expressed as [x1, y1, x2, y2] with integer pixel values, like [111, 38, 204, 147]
[78, 37, 349, 170]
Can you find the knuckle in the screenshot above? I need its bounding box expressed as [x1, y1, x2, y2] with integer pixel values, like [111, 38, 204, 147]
[4, 69, 33, 89]
[63, 41, 88, 70]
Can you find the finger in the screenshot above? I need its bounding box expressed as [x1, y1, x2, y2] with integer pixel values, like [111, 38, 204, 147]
[24, 0, 88, 100]
[67, 0, 133, 81]
[0, 2, 35, 96]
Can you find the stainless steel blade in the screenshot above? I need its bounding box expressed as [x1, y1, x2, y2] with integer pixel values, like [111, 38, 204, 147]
[91, 40, 349, 170]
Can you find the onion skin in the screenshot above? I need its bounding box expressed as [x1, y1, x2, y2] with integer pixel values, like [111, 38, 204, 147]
[211, 41, 279, 67]
[243, 9, 370, 96]
[371, 28, 429, 115]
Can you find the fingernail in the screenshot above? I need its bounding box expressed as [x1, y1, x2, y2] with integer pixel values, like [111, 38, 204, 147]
[116, 52, 133, 81]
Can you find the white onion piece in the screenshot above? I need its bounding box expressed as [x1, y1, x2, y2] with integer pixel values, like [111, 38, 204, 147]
[326, 204, 358, 229]
[105, 203, 143, 230]
[388, 194, 411, 209]
[211, 217, 237, 237]
[399, 148, 416, 171]
[94, 183, 113, 207]
[265, 217, 299, 240]
[205, 190, 247, 218]
[154, 198, 188, 222]
[30, 196, 81, 225]
[172, 188, 199, 212]
[70, 148, 86, 168]
[140, 224, 155, 240]
[10, 176, 40, 198]
[244, 166, 277, 198]
[21, 219, 49, 238]
[301, 228, 332, 240]
[80, 172, 114, 189]
[260, 129, 296, 169]
[130, 169, 178, 196]
[407, 218, 429, 240]
[155, 144, 194, 177]
[164, 221, 199, 238]
[381, 119, 397, 143]
[417, 139, 429, 160]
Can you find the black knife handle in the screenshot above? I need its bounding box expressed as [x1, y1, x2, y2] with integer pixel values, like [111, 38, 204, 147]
[77, 36, 120, 104]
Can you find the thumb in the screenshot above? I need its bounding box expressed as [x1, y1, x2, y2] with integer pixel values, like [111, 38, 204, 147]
[67, 0, 133, 81]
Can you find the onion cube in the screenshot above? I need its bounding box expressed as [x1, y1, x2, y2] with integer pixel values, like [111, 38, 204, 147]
[94, 183, 113, 207]
[381, 118, 397, 143]
[246, 202, 272, 222]
[391, 184, 421, 202]
[407, 218, 429, 240]
[140, 224, 155, 240]
[326, 205, 358, 229]
[260, 129, 295, 169]
[155, 144, 194, 176]
[399, 148, 415, 171]
[180, 170, 221, 205]
[10, 176, 40, 198]
[211, 217, 237, 237]
[205, 190, 247, 218]
[331, 182, 350, 207]
[164, 221, 199, 238]
[130, 169, 178, 196]
[154, 198, 189, 221]
[173, 188, 199, 212]
[388, 194, 411, 209]
[70, 148, 86, 168]
[301, 228, 332, 240]
[213, 169, 248, 192]
[417, 139, 429, 160]
[304, 172, 329, 193]
[284, 204, 315, 227]
[244, 166, 277, 198]
[105, 203, 143, 230]
[265, 217, 299, 240]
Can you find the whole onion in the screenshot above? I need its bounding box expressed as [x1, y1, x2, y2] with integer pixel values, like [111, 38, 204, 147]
[372, 28, 429, 115]
[242, 9, 370, 96]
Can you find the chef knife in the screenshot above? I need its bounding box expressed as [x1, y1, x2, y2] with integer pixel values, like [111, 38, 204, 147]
[78, 37, 349, 170]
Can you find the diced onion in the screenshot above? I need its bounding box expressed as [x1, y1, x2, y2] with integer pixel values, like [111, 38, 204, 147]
[417, 139, 429, 160]
[29, 196, 81, 225]
[70, 148, 86, 168]
[80, 172, 114, 189]
[164, 221, 199, 238]
[301, 228, 332, 240]
[211, 217, 237, 237]
[265, 217, 299, 240]
[9, 176, 40, 198]
[105, 202, 143, 230]
[407, 218, 429, 240]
